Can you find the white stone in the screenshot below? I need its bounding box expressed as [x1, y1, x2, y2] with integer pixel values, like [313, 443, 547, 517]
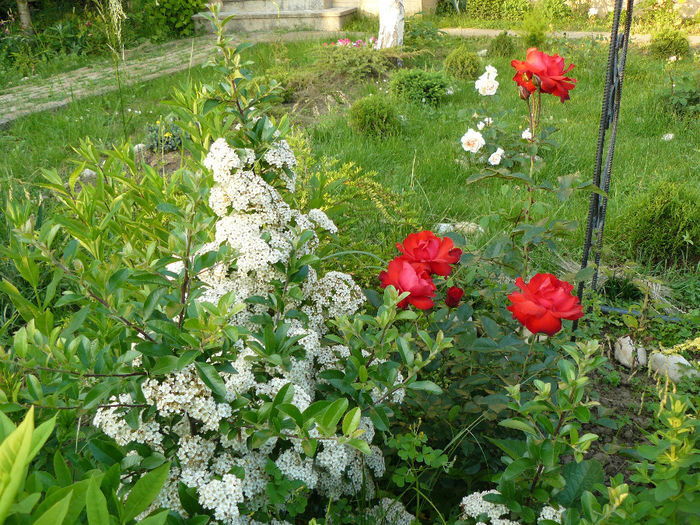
[434, 222, 484, 237]
[133, 143, 148, 155]
[649, 353, 699, 383]
[614, 336, 646, 368]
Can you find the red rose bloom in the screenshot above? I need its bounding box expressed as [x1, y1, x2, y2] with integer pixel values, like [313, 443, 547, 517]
[507, 273, 583, 336]
[379, 257, 436, 310]
[511, 48, 577, 103]
[397, 231, 462, 277]
[446, 286, 464, 307]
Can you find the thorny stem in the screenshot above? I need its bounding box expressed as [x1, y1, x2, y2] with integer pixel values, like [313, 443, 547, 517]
[525, 391, 574, 506]
[521, 335, 537, 378]
[178, 232, 193, 330]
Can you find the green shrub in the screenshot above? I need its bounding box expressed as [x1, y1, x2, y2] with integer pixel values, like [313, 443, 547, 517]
[145, 116, 184, 152]
[461, 0, 530, 20]
[521, 8, 549, 48]
[316, 45, 390, 80]
[650, 27, 691, 59]
[349, 95, 401, 136]
[619, 180, 700, 265]
[144, 0, 205, 39]
[404, 16, 446, 47]
[489, 31, 517, 58]
[501, 0, 532, 20]
[540, 0, 571, 20]
[443, 46, 480, 80]
[389, 68, 450, 105]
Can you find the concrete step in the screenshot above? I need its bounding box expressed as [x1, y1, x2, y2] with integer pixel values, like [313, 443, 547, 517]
[193, 6, 357, 32]
[221, 0, 331, 12]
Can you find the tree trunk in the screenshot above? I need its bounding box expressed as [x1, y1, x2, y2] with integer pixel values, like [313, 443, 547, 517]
[376, 0, 404, 49]
[16, 0, 33, 33]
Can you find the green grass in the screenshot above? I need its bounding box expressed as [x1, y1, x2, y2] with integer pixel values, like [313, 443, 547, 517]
[1, 33, 698, 305]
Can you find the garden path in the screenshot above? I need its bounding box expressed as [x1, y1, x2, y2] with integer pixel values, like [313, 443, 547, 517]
[0, 30, 332, 126]
[2, 27, 698, 126]
[443, 27, 700, 47]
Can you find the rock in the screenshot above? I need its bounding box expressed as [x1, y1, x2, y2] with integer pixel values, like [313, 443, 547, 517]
[637, 345, 647, 366]
[133, 143, 148, 155]
[614, 336, 646, 368]
[649, 353, 700, 383]
[434, 222, 484, 237]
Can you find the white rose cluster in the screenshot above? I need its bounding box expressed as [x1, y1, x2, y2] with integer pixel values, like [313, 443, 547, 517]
[94, 136, 408, 524]
[475, 65, 499, 97]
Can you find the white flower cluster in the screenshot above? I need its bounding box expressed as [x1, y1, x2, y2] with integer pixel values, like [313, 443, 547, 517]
[366, 498, 415, 524]
[94, 136, 408, 523]
[263, 139, 297, 192]
[538, 505, 565, 523]
[460, 489, 564, 525]
[461, 490, 511, 523]
[461, 129, 486, 154]
[475, 65, 499, 97]
[522, 128, 533, 141]
[93, 394, 163, 447]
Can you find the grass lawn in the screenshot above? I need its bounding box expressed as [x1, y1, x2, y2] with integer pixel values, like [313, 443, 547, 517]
[1, 32, 698, 305]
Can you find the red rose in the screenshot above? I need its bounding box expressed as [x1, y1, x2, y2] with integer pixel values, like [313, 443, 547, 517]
[511, 48, 577, 103]
[379, 257, 436, 310]
[397, 231, 462, 277]
[446, 286, 464, 307]
[507, 273, 583, 336]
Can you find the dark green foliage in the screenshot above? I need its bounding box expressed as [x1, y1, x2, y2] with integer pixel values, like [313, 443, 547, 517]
[389, 68, 450, 105]
[145, 117, 184, 152]
[349, 95, 400, 136]
[661, 80, 700, 118]
[144, 0, 205, 39]
[454, 0, 530, 20]
[404, 17, 446, 47]
[540, 0, 571, 20]
[521, 8, 549, 48]
[619, 180, 700, 265]
[650, 27, 691, 59]
[443, 45, 480, 80]
[489, 31, 517, 58]
[316, 45, 390, 80]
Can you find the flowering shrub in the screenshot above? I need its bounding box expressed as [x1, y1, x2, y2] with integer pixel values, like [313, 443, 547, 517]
[379, 231, 463, 310]
[0, 7, 451, 523]
[507, 273, 583, 336]
[324, 37, 377, 47]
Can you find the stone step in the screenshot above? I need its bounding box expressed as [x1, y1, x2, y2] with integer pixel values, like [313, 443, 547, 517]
[220, 0, 331, 12]
[193, 6, 357, 32]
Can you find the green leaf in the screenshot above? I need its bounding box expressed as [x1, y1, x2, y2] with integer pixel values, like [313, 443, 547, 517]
[53, 451, 72, 486]
[123, 462, 171, 522]
[503, 457, 535, 480]
[137, 510, 169, 525]
[557, 460, 604, 507]
[406, 381, 442, 395]
[319, 398, 349, 435]
[498, 418, 540, 437]
[342, 408, 361, 436]
[32, 491, 72, 525]
[86, 477, 109, 525]
[0, 406, 34, 524]
[194, 362, 227, 398]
